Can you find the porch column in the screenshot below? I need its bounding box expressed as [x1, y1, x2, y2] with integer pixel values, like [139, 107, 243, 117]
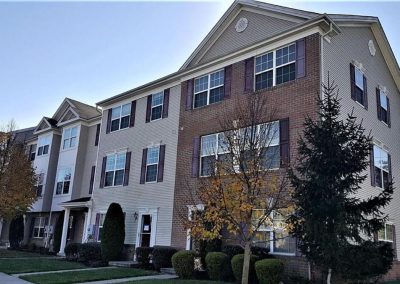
[58, 208, 70, 255]
[82, 206, 92, 243]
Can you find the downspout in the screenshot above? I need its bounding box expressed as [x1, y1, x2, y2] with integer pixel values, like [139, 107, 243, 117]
[321, 22, 334, 94]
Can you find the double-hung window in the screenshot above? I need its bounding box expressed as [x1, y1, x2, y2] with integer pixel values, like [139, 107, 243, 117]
[378, 223, 394, 242]
[105, 152, 126, 187]
[62, 126, 78, 150]
[33, 217, 46, 238]
[373, 145, 390, 190]
[255, 43, 296, 91]
[378, 90, 389, 125]
[252, 209, 296, 254]
[36, 173, 45, 197]
[98, 213, 106, 241]
[111, 103, 131, 132]
[146, 147, 160, 183]
[354, 67, 365, 105]
[29, 144, 37, 161]
[194, 70, 224, 108]
[200, 133, 230, 176]
[151, 92, 164, 121]
[37, 136, 50, 156]
[55, 168, 72, 195]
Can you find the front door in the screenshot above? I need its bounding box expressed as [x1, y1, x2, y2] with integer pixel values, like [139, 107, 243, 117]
[139, 214, 152, 247]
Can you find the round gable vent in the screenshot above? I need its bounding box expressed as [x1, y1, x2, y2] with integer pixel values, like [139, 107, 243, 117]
[235, 17, 248, 33]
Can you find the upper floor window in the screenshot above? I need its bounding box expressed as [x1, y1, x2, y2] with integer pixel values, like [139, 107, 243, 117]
[111, 103, 131, 132]
[33, 217, 46, 238]
[350, 63, 368, 108]
[255, 43, 296, 91]
[105, 152, 126, 187]
[29, 144, 37, 161]
[194, 70, 224, 108]
[36, 173, 45, 197]
[55, 168, 72, 195]
[373, 145, 390, 190]
[377, 89, 390, 126]
[37, 136, 50, 156]
[151, 92, 164, 121]
[146, 147, 160, 183]
[378, 223, 394, 242]
[63, 126, 78, 150]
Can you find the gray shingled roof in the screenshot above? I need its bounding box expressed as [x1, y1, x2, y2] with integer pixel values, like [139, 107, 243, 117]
[67, 98, 101, 120]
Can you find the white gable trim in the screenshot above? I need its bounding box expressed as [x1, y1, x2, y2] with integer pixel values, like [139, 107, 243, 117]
[34, 118, 52, 134]
[57, 108, 80, 127]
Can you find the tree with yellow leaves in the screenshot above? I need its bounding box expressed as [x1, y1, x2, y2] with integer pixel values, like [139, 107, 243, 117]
[183, 94, 291, 284]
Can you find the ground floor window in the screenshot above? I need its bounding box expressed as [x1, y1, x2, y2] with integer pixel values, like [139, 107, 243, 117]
[98, 213, 106, 240]
[33, 217, 46, 238]
[378, 223, 394, 242]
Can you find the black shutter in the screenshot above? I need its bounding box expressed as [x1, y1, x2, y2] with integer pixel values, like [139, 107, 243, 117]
[244, 58, 254, 93]
[106, 109, 112, 134]
[388, 153, 392, 182]
[130, 101, 136, 127]
[140, 148, 148, 184]
[163, 89, 170, 118]
[29, 217, 35, 238]
[376, 88, 382, 121]
[279, 118, 290, 167]
[123, 152, 131, 186]
[89, 165, 95, 194]
[94, 124, 100, 146]
[363, 75, 368, 109]
[387, 97, 391, 128]
[157, 145, 166, 182]
[99, 156, 107, 188]
[296, 38, 306, 78]
[191, 136, 200, 178]
[146, 96, 152, 123]
[350, 63, 356, 101]
[224, 65, 232, 99]
[185, 79, 194, 111]
[370, 145, 376, 186]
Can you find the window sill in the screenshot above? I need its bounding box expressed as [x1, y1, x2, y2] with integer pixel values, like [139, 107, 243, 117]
[103, 185, 124, 189]
[149, 117, 163, 123]
[191, 99, 224, 111]
[270, 252, 296, 256]
[145, 181, 158, 184]
[60, 146, 78, 153]
[109, 127, 130, 134]
[36, 154, 50, 158]
[253, 78, 298, 94]
[379, 120, 389, 127]
[53, 193, 71, 197]
[354, 100, 367, 110]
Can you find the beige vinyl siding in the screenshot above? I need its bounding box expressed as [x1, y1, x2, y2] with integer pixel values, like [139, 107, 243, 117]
[323, 26, 400, 256]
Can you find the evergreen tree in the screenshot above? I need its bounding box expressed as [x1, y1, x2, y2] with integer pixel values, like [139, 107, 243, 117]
[288, 77, 394, 283]
[101, 203, 125, 261]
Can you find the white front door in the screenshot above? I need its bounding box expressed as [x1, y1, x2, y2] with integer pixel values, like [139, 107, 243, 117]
[136, 208, 158, 248]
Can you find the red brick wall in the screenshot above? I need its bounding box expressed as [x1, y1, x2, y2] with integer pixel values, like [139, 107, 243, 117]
[171, 33, 322, 250]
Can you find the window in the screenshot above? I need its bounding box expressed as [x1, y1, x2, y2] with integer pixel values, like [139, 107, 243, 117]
[33, 217, 46, 238]
[151, 92, 164, 121]
[36, 173, 45, 197]
[255, 43, 296, 91]
[37, 136, 50, 156]
[110, 103, 131, 132]
[378, 90, 389, 125]
[378, 223, 394, 242]
[353, 67, 365, 105]
[373, 145, 390, 190]
[252, 209, 296, 254]
[146, 147, 160, 182]
[199, 121, 280, 177]
[105, 152, 126, 187]
[29, 144, 36, 161]
[55, 168, 72, 195]
[62, 126, 78, 150]
[194, 70, 224, 108]
[98, 213, 106, 241]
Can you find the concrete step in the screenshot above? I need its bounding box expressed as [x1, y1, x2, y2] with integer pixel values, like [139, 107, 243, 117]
[160, 267, 176, 275]
[108, 261, 140, 268]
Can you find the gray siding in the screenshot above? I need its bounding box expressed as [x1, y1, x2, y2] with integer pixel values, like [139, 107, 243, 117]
[323, 26, 400, 255]
[43, 134, 61, 212]
[193, 10, 298, 67]
[91, 85, 181, 245]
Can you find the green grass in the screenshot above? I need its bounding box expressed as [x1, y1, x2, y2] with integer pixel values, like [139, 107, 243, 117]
[21, 267, 158, 284]
[0, 258, 85, 274]
[123, 280, 229, 284]
[385, 282, 400, 284]
[0, 249, 44, 258]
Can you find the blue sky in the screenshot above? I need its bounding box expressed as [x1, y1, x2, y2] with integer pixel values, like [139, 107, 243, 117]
[0, 1, 399, 129]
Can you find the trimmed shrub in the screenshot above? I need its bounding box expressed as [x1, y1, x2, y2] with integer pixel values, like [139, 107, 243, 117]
[101, 203, 125, 261]
[65, 243, 81, 261]
[9, 215, 24, 249]
[197, 238, 222, 268]
[53, 211, 64, 253]
[172, 250, 196, 279]
[222, 245, 244, 259]
[152, 246, 177, 271]
[78, 243, 102, 263]
[136, 247, 154, 267]
[255, 259, 284, 284]
[231, 254, 258, 283]
[205, 252, 231, 281]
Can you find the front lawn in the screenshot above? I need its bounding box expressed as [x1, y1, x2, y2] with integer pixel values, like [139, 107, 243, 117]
[21, 267, 158, 284]
[0, 258, 85, 274]
[124, 280, 229, 284]
[0, 249, 44, 258]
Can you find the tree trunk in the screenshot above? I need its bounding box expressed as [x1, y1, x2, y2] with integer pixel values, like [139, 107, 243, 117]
[241, 241, 251, 284]
[327, 268, 332, 284]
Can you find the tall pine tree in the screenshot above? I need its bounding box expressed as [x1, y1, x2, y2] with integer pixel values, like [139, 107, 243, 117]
[288, 77, 394, 283]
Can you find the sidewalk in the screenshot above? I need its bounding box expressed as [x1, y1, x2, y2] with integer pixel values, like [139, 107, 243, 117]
[0, 272, 32, 284]
[79, 274, 178, 284]
[13, 266, 116, 277]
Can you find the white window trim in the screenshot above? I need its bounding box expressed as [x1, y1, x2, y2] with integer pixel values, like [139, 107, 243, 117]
[193, 69, 224, 109]
[145, 146, 160, 183]
[110, 103, 131, 132]
[378, 89, 389, 126]
[36, 172, 45, 198]
[135, 208, 159, 249]
[373, 144, 390, 190]
[104, 151, 127, 188]
[54, 168, 72, 196]
[378, 222, 394, 243]
[186, 204, 205, 250]
[254, 43, 296, 90]
[37, 135, 51, 157]
[62, 125, 79, 151]
[150, 92, 164, 122]
[33, 216, 46, 239]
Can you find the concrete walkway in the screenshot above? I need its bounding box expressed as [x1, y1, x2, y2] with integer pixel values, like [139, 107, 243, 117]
[13, 266, 116, 277]
[0, 272, 32, 284]
[79, 274, 178, 284]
